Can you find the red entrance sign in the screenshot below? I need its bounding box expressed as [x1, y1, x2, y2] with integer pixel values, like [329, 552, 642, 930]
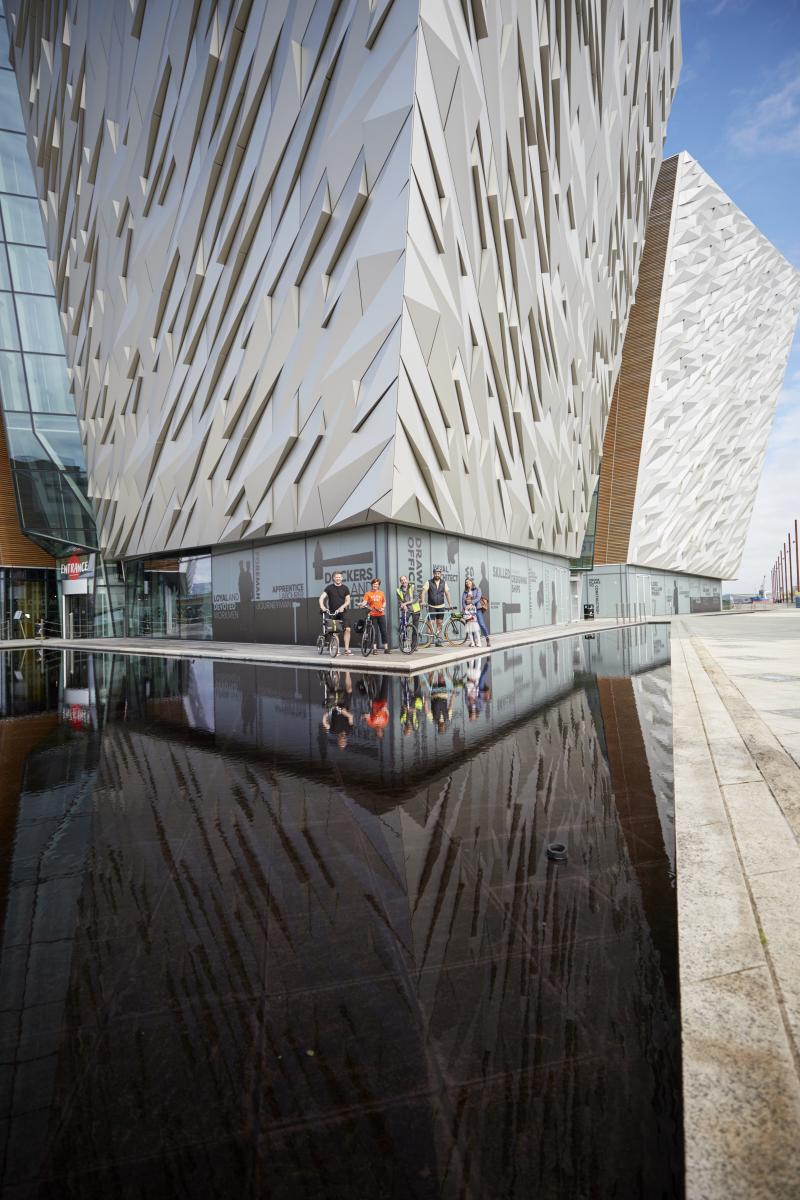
[62, 554, 88, 579]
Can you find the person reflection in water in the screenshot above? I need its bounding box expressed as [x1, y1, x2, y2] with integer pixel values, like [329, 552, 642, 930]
[399, 677, 424, 735]
[465, 658, 481, 720]
[479, 656, 492, 709]
[362, 676, 390, 738]
[427, 670, 454, 733]
[321, 671, 353, 750]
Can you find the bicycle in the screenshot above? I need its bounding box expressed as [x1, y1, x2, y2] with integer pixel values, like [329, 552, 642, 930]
[316, 611, 343, 658]
[397, 606, 418, 655]
[360, 611, 377, 656]
[416, 606, 467, 648]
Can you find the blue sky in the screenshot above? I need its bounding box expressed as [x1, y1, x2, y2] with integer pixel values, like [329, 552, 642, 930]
[664, 0, 800, 593]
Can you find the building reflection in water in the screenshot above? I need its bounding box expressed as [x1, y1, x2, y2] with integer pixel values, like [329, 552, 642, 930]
[0, 625, 682, 1199]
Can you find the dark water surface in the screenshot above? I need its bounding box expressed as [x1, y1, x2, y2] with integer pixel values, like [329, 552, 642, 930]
[0, 626, 682, 1199]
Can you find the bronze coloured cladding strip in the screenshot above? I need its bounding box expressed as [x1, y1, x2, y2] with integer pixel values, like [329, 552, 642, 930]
[0, 714, 59, 945]
[596, 675, 678, 1005]
[594, 156, 679, 565]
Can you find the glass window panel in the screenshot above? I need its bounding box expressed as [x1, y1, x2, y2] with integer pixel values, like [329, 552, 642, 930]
[7, 244, 51, 293]
[0, 21, 10, 64]
[0, 130, 35, 195]
[0, 290, 18, 348]
[15, 294, 63, 353]
[0, 348, 26, 410]
[33, 413, 87, 471]
[0, 244, 10, 289]
[0, 195, 45, 245]
[178, 554, 212, 639]
[0, 70, 23, 132]
[24, 353, 72, 413]
[4, 408, 39, 458]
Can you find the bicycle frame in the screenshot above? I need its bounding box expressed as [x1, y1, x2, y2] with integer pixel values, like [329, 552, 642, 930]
[398, 605, 418, 654]
[417, 606, 467, 648]
[360, 611, 377, 656]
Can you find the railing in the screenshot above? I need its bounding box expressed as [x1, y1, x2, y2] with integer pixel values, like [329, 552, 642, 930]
[615, 603, 648, 624]
[1, 616, 62, 640]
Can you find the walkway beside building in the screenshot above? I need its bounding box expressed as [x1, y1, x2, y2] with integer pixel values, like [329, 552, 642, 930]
[0, 614, 648, 675]
[673, 610, 800, 1199]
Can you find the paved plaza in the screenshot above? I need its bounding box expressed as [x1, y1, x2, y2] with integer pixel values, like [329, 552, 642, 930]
[672, 610, 800, 1199]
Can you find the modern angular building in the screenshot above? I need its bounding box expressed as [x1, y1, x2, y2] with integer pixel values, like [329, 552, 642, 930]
[583, 151, 800, 617]
[4, 0, 682, 642]
[0, 2, 97, 639]
[0, 1, 133, 640]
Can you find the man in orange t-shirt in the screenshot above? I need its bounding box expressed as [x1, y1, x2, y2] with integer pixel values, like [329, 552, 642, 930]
[362, 577, 391, 653]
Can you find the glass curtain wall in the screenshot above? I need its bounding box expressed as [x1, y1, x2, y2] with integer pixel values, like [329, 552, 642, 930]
[0, 564, 57, 638]
[0, 7, 96, 556]
[571, 481, 599, 572]
[126, 556, 213, 640]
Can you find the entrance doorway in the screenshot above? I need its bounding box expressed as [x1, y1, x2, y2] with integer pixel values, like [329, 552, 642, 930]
[65, 593, 93, 639]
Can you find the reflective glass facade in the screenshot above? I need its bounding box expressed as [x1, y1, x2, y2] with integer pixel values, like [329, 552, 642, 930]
[0, 6, 96, 557]
[126, 556, 213, 640]
[0, 563, 57, 639]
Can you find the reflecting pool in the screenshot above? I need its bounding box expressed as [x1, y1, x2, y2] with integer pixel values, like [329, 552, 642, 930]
[0, 625, 682, 1199]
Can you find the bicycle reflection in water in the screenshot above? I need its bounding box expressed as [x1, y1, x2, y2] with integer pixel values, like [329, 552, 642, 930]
[317, 658, 493, 752]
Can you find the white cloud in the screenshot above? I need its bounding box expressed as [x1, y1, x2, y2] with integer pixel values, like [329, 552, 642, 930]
[730, 65, 800, 155]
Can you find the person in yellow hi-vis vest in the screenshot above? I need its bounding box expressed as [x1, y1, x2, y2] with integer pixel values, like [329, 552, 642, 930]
[396, 575, 421, 642]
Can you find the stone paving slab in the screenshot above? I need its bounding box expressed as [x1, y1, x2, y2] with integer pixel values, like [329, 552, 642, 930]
[673, 615, 800, 1199]
[681, 965, 800, 1200]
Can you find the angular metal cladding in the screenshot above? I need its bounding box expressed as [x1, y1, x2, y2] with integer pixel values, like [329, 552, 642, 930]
[597, 151, 800, 581]
[6, 0, 680, 562]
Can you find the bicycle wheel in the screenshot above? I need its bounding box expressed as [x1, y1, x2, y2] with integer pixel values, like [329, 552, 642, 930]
[329, 633, 339, 658]
[399, 622, 417, 655]
[361, 621, 376, 656]
[445, 616, 467, 645]
[416, 619, 432, 648]
[316, 635, 325, 654]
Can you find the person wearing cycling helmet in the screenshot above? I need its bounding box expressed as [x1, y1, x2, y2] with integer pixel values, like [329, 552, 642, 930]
[422, 568, 451, 646]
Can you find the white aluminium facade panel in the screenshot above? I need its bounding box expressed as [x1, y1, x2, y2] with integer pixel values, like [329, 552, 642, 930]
[7, 0, 679, 561]
[627, 153, 800, 580]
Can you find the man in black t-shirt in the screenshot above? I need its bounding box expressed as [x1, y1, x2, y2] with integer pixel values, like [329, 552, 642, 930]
[319, 570, 353, 654]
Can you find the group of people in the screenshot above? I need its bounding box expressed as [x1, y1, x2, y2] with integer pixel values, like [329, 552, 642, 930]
[319, 568, 491, 655]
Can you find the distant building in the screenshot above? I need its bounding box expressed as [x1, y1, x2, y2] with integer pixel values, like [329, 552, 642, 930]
[582, 152, 800, 618]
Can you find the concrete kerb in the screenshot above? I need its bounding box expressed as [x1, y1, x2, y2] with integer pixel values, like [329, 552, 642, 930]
[0, 615, 664, 675]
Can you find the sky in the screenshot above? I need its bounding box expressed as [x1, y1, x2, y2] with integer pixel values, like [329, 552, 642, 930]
[663, 0, 800, 595]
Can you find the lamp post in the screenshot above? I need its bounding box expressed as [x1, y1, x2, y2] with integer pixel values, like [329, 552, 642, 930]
[788, 535, 794, 600]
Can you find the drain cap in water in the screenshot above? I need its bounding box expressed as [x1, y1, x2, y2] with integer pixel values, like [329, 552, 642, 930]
[546, 842, 568, 862]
